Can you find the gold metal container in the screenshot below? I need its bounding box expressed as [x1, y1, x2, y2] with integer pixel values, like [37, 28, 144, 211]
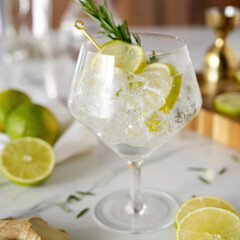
[204, 6, 240, 83]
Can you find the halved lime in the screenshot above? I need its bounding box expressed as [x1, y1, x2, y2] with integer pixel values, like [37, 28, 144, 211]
[96, 40, 146, 73]
[175, 196, 238, 228]
[214, 92, 240, 116]
[0, 89, 31, 131]
[0, 137, 55, 186]
[177, 207, 240, 240]
[143, 63, 182, 131]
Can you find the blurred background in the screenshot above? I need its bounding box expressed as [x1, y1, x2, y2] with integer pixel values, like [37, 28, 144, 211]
[51, 0, 240, 27]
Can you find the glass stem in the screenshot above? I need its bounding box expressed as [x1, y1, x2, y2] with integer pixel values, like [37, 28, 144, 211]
[128, 160, 144, 214]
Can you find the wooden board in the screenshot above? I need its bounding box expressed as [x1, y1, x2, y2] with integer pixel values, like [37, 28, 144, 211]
[187, 73, 240, 151]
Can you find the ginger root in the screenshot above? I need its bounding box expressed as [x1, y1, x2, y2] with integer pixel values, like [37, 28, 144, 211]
[0, 217, 71, 240]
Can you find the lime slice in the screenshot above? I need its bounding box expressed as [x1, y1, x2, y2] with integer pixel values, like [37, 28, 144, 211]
[97, 40, 146, 73]
[0, 137, 55, 186]
[177, 207, 240, 240]
[142, 63, 182, 131]
[175, 196, 238, 228]
[6, 103, 60, 145]
[214, 92, 240, 116]
[0, 89, 31, 132]
[143, 62, 178, 76]
[161, 74, 182, 114]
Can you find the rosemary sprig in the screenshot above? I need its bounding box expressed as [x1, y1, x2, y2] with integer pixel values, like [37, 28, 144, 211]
[188, 167, 207, 172]
[219, 167, 227, 175]
[76, 191, 95, 196]
[76, 208, 90, 218]
[198, 176, 210, 184]
[57, 204, 72, 213]
[78, 0, 141, 45]
[66, 195, 81, 203]
[147, 50, 159, 64]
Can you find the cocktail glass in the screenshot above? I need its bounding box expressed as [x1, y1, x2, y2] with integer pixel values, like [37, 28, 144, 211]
[68, 33, 202, 233]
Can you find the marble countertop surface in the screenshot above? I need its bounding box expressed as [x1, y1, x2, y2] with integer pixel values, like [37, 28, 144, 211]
[0, 26, 240, 239]
[0, 130, 240, 239]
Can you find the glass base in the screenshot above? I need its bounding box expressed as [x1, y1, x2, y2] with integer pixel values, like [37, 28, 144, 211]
[94, 189, 178, 234]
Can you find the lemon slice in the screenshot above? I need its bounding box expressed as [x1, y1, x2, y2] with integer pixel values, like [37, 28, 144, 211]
[96, 40, 146, 73]
[0, 137, 55, 186]
[214, 92, 240, 116]
[177, 207, 240, 240]
[143, 63, 182, 131]
[175, 196, 239, 228]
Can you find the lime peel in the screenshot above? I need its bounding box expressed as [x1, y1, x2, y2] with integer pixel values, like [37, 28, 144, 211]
[6, 103, 60, 145]
[0, 89, 31, 132]
[214, 92, 240, 116]
[143, 63, 182, 132]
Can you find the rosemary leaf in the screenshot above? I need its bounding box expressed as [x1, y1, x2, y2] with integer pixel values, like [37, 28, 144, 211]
[57, 204, 72, 213]
[76, 191, 95, 196]
[219, 167, 227, 175]
[76, 208, 90, 218]
[66, 195, 81, 203]
[78, 0, 141, 45]
[147, 50, 159, 64]
[133, 33, 141, 46]
[198, 176, 210, 184]
[188, 167, 207, 172]
[232, 155, 239, 162]
[71, 0, 81, 6]
[191, 195, 197, 198]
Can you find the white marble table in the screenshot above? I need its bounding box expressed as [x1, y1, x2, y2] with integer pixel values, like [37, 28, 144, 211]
[0, 26, 240, 239]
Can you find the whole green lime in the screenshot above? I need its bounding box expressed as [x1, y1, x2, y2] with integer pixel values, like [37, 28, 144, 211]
[0, 89, 31, 131]
[6, 103, 60, 145]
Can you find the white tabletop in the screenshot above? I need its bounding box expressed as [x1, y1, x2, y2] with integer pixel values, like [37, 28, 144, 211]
[0, 26, 240, 239]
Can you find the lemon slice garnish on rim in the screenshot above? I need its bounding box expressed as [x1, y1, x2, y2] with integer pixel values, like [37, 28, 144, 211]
[92, 40, 146, 74]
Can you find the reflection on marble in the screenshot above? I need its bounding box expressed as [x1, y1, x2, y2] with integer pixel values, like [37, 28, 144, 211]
[0, 129, 240, 240]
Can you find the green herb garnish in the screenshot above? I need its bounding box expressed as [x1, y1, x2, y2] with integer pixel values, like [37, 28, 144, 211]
[57, 204, 72, 213]
[76, 191, 95, 196]
[188, 167, 207, 172]
[66, 195, 81, 203]
[147, 50, 159, 64]
[232, 154, 239, 162]
[219, 167, 227, 175]
[78, 0, 141, 45]
[198, 176, 210, 184]
[76, 208, 90, 218]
